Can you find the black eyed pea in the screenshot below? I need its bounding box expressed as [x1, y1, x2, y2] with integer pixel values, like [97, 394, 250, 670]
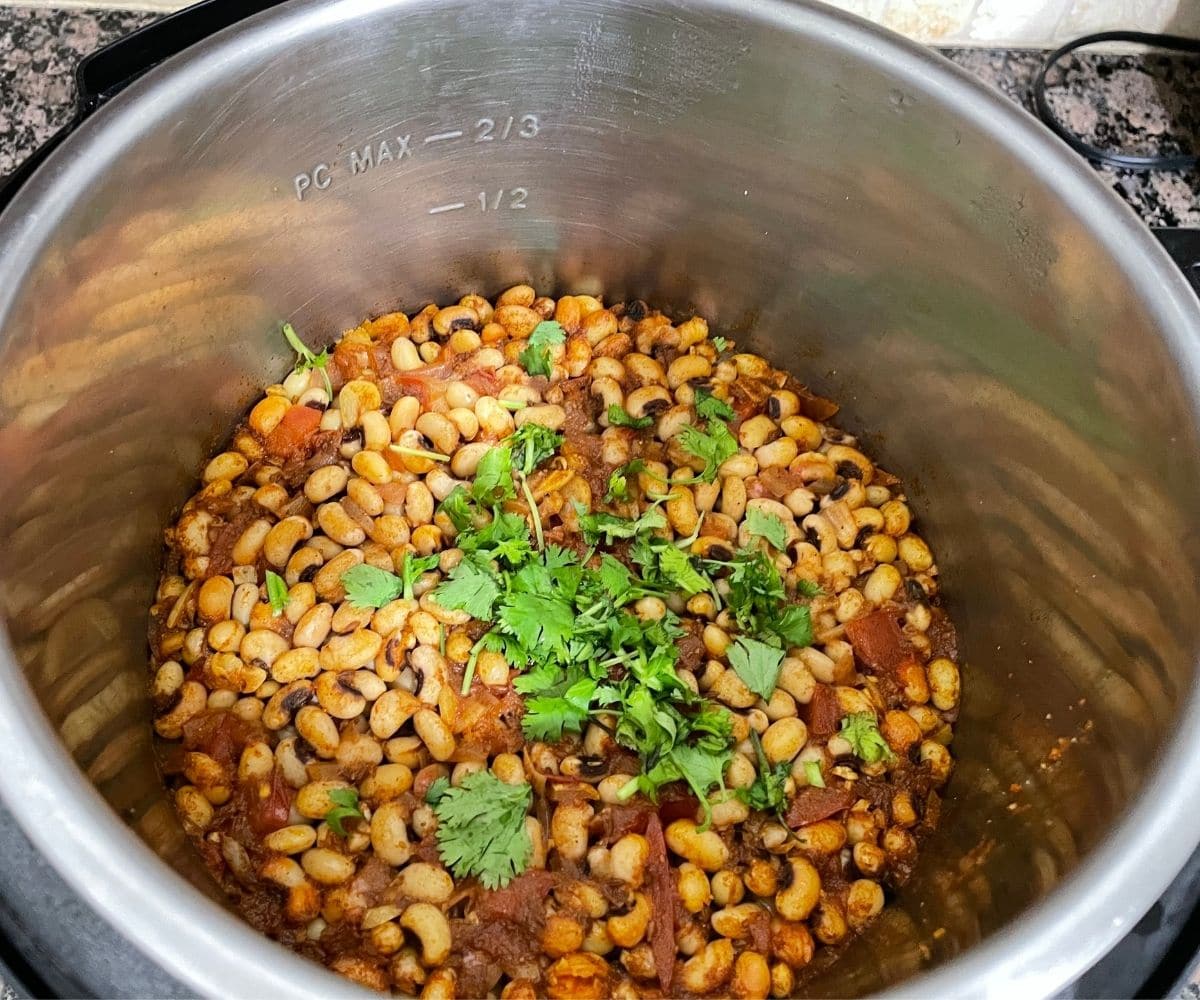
[317, 502, 367, 546]
[550, 802, 593, 863]
[525, 816, 547, 870]
[275, 738, 311, 788]
[197, 576, 235, 622]
[775, 857, 821, 921]
[232, 518, 273, 566]
[151, 660, 184, 706]
[793, 819, 847, 855]
[920, 740, 953, 784]
[361, 409, 391, 452]
[418, 591, 471, 627]
[348, 477, 385, 517]
[413, 708, 456, 761]
[826, 444, 875, 485]
[763, 688, 797, 722]
[238, 741, 276, 784]
[239, 628, 290, 670]
[296, 701, 343, 758]
[813, 898, 849, 945]
[301, 847, 356, 886]
[494, 303, 542, 338]
[314, 671, 367, 719]
[203, 450, 249, 484]
[361, 763, 413, 802]
[719, 475, 748, 523]
[738, 414, 779, 451]
[260, 856, 307, 889]
[711, 668, 758, 709]
[338, 379, 382, 428]
[293, 603, 334, 648]
[927, 657, 960, 710]
[491, 752, 525, 786]
[174, 786, 214, 833]
[708, 795, 751, 828]
[264, 824, 318, 855]
[336, 730, 384, 772]
[624, 384, 672, 419]
[597, 774, 636, 804]
[591, 377, 624, 423]
[387, 863, 452, 906]
[623, 352, 666, 387]
[270, 646, 321, 684]
[880, 499, 911, 537]
[655, 403, 693, 442]
[676, 921, 708, 958]
[264, 516, 314, 568]
[606, 891, 651, 948]
[181, 628, 205, 665]
[405, 481, 435, 526]
[370, 801, 413, 865]
[409, 644, 447, 705]
[769, 960, 795, 998]
[370, 688, 421, 739]
[744, 858, 779, 898]
[389, 397, 422, 441]
[754, 436, 798, 471]
[284, 548, 323, 590]
[319, 628, 382, 672]
[610, 833, 649, 887]
[391, 337, 422, 371]
[351, 449, 392, 486]
[296, 779, 354, 820]
[425, 468, 461, 504]
[208, 689, 239, 710]
[209, 652, 267, 694]
[666, 353, 712, 390]
[514, 403, 567, 431]
[711, 902, 767, 942]
[711, 869, 744, 907]
[665, 488, 700, 538]
[761, 718, 808, 764]
[724, 752, 757, 791]
[665, 818, 729, 872]
[680, 938, 735, 995]
[450, 441, 492, 479]
[853, 842, 887, 878]
[731, 950, 771, 1000]
[248, 394, 290, 436]
[400, 903, 452, 966]
[474, 396, 516, 438]
[415, 412, 461, 456]
[678, 863, 712, 913]
[369, 922, 405, 956]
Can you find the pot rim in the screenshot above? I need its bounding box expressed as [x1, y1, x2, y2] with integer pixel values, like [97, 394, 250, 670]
[0, 1, 1198, 997]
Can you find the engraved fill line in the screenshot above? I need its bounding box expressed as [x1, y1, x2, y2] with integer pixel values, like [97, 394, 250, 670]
[424, 130, 464, 144]
[428, 202, 466, 215]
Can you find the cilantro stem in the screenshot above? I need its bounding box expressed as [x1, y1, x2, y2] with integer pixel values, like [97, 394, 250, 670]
[499, 399, 527, 411]
[388, 444, 451, 462]
[461, 633, 490, 695]
[519, 475, 545, 550]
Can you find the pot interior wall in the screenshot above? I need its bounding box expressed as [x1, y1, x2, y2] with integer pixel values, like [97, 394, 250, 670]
[0, 0, 1198, 993]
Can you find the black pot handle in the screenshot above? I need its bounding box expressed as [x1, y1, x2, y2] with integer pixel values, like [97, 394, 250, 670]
[0, 0, 290, 212]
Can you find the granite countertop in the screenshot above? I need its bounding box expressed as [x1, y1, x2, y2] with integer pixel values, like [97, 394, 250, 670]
[0, 6, 1198, 228]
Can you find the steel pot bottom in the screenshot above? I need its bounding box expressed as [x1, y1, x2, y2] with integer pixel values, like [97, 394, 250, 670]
[0, 0, 1198, 996]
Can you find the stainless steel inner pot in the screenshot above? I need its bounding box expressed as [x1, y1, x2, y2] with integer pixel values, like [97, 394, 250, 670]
[0, 0, 1198, 996]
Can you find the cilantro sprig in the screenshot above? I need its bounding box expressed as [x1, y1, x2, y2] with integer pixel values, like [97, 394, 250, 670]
[608, 404, 653, 430]
[427, 771, 533, 889]
[341, 553, 439, 608]
[518, 320, 566, 378]
[324, 787, 364, 836]
[282, 323, 333, 400]
[745, 507, 789, 551]
[739, 730, 790, 815]
[840, 713, 896, 764]
[679, 417, 738, 482]
[726, 636, 784, 701]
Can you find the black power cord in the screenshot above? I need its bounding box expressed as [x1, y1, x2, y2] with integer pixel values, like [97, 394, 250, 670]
[1033, 30, 1200, 171]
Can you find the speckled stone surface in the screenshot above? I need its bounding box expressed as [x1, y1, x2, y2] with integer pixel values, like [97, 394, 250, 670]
[0, 7, 1197, 227]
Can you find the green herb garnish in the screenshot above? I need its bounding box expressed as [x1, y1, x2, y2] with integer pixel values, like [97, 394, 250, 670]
[324, 787, 364, 836]
[265, 570, 289, 616]
[428, 771, 533, 889]
[694, 387, 736, 423]
[726, 635, 784, 701]
[282, 323, 333, 400]
[679, 418, 738, 482]
[739, 730, 790, 814]
[608, 404, 653, 430]
[745, 507, 789, 551]
[518, 320, 566, 378]
[711, 336, 728, 352]
[341, 553, 439, 608]
[804, 760, 826, 788]
[840, 712, 896, 764]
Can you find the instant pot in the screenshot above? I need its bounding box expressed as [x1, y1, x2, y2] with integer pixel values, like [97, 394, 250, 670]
[1, 0, 1199, 996]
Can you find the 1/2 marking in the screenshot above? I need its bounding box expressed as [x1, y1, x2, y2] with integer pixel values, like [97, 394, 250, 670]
[477, 188, 528, 211]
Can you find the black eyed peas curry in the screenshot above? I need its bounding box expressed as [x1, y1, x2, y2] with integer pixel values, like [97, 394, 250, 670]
[148, 287, 961, 998]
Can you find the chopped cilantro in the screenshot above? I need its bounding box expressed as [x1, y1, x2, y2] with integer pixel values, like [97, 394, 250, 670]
[711, 336, 728, 352]
[472, 445, 516, 505]
[438, 486, 474, 532]
[708, 548, 813, 649]
[694, 387, 736, 423]
[282, 322, 332, 400]
[608, 404, 653, 430]
[797, 578, 824, 598]
[739, 730, 790, 815]
[425, 776, 451, 804]
[518, 320, 566, 378]
[430, 770, 533, 889]
[746, 506, 789, 550]
[324, 787, 364, 836]
[508, 423, 562, 476]
[804, 760, 826, 788]
[341, 553, 438, 607]
[433, 557, 501, 619]
[726, 635, 784, 701]
[679, 419, 738, 482]
[840, 712, 895, 764]
[577, 503, 667, 546]
[265, 571, 289, 616]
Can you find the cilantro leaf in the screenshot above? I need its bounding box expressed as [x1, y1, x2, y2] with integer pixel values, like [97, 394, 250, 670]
[439, 486, 475, 532]
[509, 423, 562, 476]
[797, 579, 824, 598]
[726, 636, 784, 700]
[324, 787, 364, 836]
[341, 564, 403, 608]
[265, 571, 289, 616]
[282, 323, 332, 400]
[739, 731, 790, 815]
[431, 771, 533, 889]
[433, 558, 501, 619]
[518, 320, 566, 378]
[656, 546, 710, 596]
[472, 445, 515, 505]
[679, 419, 738, 482]
[840, 712, 896, 764]
[400, 552, 441, 600]
[499, 590, 576, 654]
[804, 760, 826, 788]
[608, 404, 653, 430]
[522, 676, 596, 741]
[694, 387, 736, 423]
[772, 604, 814, 648]
[746, 506, 789, 551]
[711, 336, 728, 352]
[576, 504, 667, 546]
[425, 777, 451, 804]
[597, 554, 635, 600]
